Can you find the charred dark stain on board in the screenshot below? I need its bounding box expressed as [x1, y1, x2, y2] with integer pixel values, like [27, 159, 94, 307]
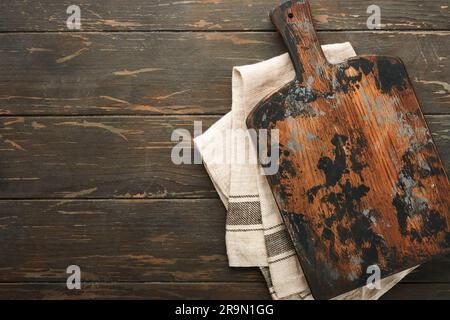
[376, 57, 408, 94]
[246, 0, 450, 300]
[393, 147, 448, 243]
[306, 132, 369, 201]
[301, 132, 392, 289]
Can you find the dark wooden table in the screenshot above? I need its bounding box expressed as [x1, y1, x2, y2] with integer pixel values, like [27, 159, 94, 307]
[0, 0, 449, 299]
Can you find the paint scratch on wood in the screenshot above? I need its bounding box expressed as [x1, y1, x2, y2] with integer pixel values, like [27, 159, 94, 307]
[415, 79, 450, 94]
[100, 20, 144, 28]
[3, 139, 26, 151]
[85, 8, 103, 19]
[113, 68, 162, 77]
[58, 210, 102, 215]
[27, 47, 53, 53]
[130, 105, 162, 112]
[125, 254, 177, 265]
[315, 15, 329, 23]
[56, 48, 89, 64]
[63, 187, 98, 199]
[187, 19, 222, 28]
[55, 120, 132, 140]
[31, 121, 46, 129]
[99, 96, 162, 113]
[100, 96, 130, 105]
[149, 232, 176, 242]
[155, 89, 191, 100]
[201, 33, 267, 45]
[4, 117, 24, 126]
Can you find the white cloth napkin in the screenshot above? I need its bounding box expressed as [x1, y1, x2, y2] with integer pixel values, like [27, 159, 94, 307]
[194, 42, 417, 300]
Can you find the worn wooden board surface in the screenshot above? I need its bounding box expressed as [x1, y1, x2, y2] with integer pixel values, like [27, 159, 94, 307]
[0, 199, 258, 282]
[0, 199, 448, 285]
[0, 115, 449, 199]
[0, 32, 449, 115]
[0, 116, 218, 199]
[0, 283, 448, 300]
[0, 0, 449, 299]
[0, 0, 448, 31]
[0, 282, 273, 300]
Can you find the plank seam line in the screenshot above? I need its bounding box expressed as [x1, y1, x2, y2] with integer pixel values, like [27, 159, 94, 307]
[0, 29, 448, 34]
[0, 114, 447, 118]
[0, 281, 266, 285]
[0, 113, 225, 119]
[0, 281, 447, 285]
[0, 198, 220, 201]
[0, 114, 225, 118]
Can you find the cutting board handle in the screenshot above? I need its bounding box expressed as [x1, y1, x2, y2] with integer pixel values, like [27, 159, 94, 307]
[270, 0, 330, 84]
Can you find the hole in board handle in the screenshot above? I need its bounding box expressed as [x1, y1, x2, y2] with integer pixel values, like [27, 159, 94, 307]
[288, 12, 294, 19]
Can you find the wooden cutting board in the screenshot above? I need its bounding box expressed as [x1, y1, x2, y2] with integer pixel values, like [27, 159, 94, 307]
[246, 0, 450, 299]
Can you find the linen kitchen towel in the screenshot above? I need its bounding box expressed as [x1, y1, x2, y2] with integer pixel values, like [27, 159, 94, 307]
[194, 43, 417, 299]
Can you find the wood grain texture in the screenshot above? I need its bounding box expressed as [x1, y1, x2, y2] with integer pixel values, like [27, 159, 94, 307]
[0, 282, 448, 300]
[0, 0, 448, 300]
[0, 32, 449, 115]
[0, 116, 217, 199]
[0, 199, 261, 283]
[0, 0, 448, 31]
[0, 282, 272, 300]
[403, 255, 450, 282]
[0, 115, 448, 199]
[247, 0, 450, 299]
[0, 199, 448, 285]
[380, 283, 450, 300]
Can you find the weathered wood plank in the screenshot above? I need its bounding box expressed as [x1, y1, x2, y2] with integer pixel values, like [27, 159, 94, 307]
[0, 116, 217, 199]
[0, 0, 448, 31]
[0, 199, 448, 284]
[0, 282, 447, 299]
[0, 32, 448, 115]
[0, 199, 450, 283]
[0, 199, 262, 282]
[0, 282, 271, 300]
[0, 115, 448, 199]
[381, 283, 450, 300]
[404, 255, 450, 283]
